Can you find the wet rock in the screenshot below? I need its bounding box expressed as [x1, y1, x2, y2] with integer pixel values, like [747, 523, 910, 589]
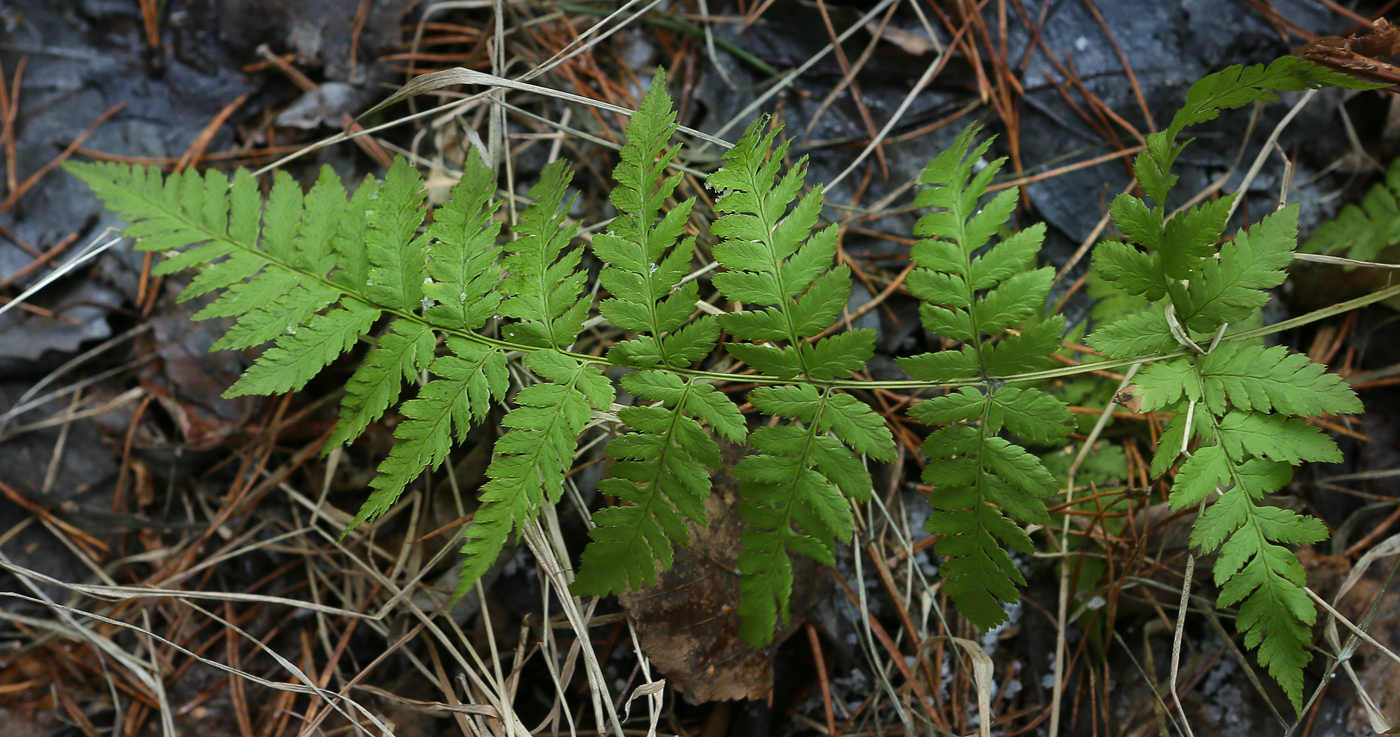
[216, 0, 415, 82]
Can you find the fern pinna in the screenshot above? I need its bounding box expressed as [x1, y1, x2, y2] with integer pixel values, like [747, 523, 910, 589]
[1087, 56, 1376, 712]
[897, 125, 1074, 630]
[66, 56, 1380, 707]
[1303, 154, 1400, 263]
[571, 72, 747, 597]
[708, 117, 896, 644]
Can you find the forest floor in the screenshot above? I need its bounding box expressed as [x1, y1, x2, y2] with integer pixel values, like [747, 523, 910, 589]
[2, 1, 1400, 735]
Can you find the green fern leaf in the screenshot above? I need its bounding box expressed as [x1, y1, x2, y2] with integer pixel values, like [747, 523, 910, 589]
[362, 158, 430, 311]
[328, 319, 437, 449]
[571, 73, 744, 596]
[1082, 57, 1379, 713]
[457, 350, 614, 595]
[898, 124, 1071, 628]
[65, 157, 518, 552]
[1217, 411, 1342, 465]
[68, 60, 1377, 710]
[349, 338, 508, 532]
[1199, 342, 1362, 417]
[1304, 157, 1400, 262]
[1170, 205, 1296, 332]
[1132, 359, 1204, 411]
[330, 174, 380, 291]
[1085, 306, 1178, 359]
[1169, 56, 1382, 138]
[1191, 483, 1327, 713]
[1170, 445, 1292, 510]
[573, 371, 742, 594]
[1131, 58, 1382, 207]
[1090, 240, 1168, 301]
[226, 299, 380, 397]
[500, 160, 589, 349]
[424, 154, 504, 330]
[708, 116, 894, 643]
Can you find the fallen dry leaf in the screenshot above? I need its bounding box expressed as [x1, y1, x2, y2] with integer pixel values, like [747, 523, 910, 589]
[619, 439, 829, 703]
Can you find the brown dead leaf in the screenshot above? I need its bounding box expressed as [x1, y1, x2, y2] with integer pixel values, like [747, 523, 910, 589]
[137, 291, 254, 450]
[1113, 385, 1143, 414]
[619, 440, 829, 704]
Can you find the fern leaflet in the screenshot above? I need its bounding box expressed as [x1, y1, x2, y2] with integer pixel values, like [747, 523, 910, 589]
[1088, 58, 1370, 713]
[897, 124, 1073, 629]
[572, 72, 746, 597]
[456, 161, 613, 593]
[1303, 155, 1400, 263]
[709, 117, 896, 644]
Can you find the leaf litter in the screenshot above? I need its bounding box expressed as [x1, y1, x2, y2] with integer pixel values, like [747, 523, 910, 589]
[2, 1, 1400, 736]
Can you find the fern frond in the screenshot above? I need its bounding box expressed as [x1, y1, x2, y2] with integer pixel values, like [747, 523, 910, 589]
[1198, 342, 1362, 417]
[1168, 205, 1296, 331]
[1085, 306, 1177, 359]
[67, 157, 521, 566]
[327, 319, 436, 449]
[1303, 157, 1400, 262]
[1145, 403, 1336, 712]
[1136, 57, 1384, 205]
[424, 154, 504, 330]
[350, 338, 509, 531]
[897, 124, 1071, 628]
[735, 385, 893, 643]
[573, 73, 744, 596]
[709, 117, 895, 644]
[226, 300, 381, 397]
[1085, 57, 1373, 713]
[457, 350, 614, 594]
[327, 156, 502, 451]
[68, 59, 1378, 709]
[65, 162, 374, 395]
[573, 372, 744, 594]
[364, 158, 430, 311]
[500, 160, 589, 349]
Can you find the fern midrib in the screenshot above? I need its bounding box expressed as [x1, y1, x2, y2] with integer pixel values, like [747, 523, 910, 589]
[1182, 346, 1311, 636]
[636, 190, 673, 367]
[533, 235, 563, 349]
[963, 394, 1001, 546]
[950, 195, 992, 380]
[637, 134, 678, 368]
[504, 368, 590, 505]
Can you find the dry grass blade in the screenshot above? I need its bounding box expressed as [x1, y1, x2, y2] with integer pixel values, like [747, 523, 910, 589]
[0, 229, 123, 322]
[700, 0, 902, 148]
[1050, 363, 1140, 737]
[1226, 89, 1317, 222]
[0, 552, 177, 737]
[825, 14, 972, 190]
[1312, 533, 1400, 732]
[1294, 252, 1400, 269]
[358, 67, 733, 149]
[947, 636, 994, 737]
[521, 520, 622, 737]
